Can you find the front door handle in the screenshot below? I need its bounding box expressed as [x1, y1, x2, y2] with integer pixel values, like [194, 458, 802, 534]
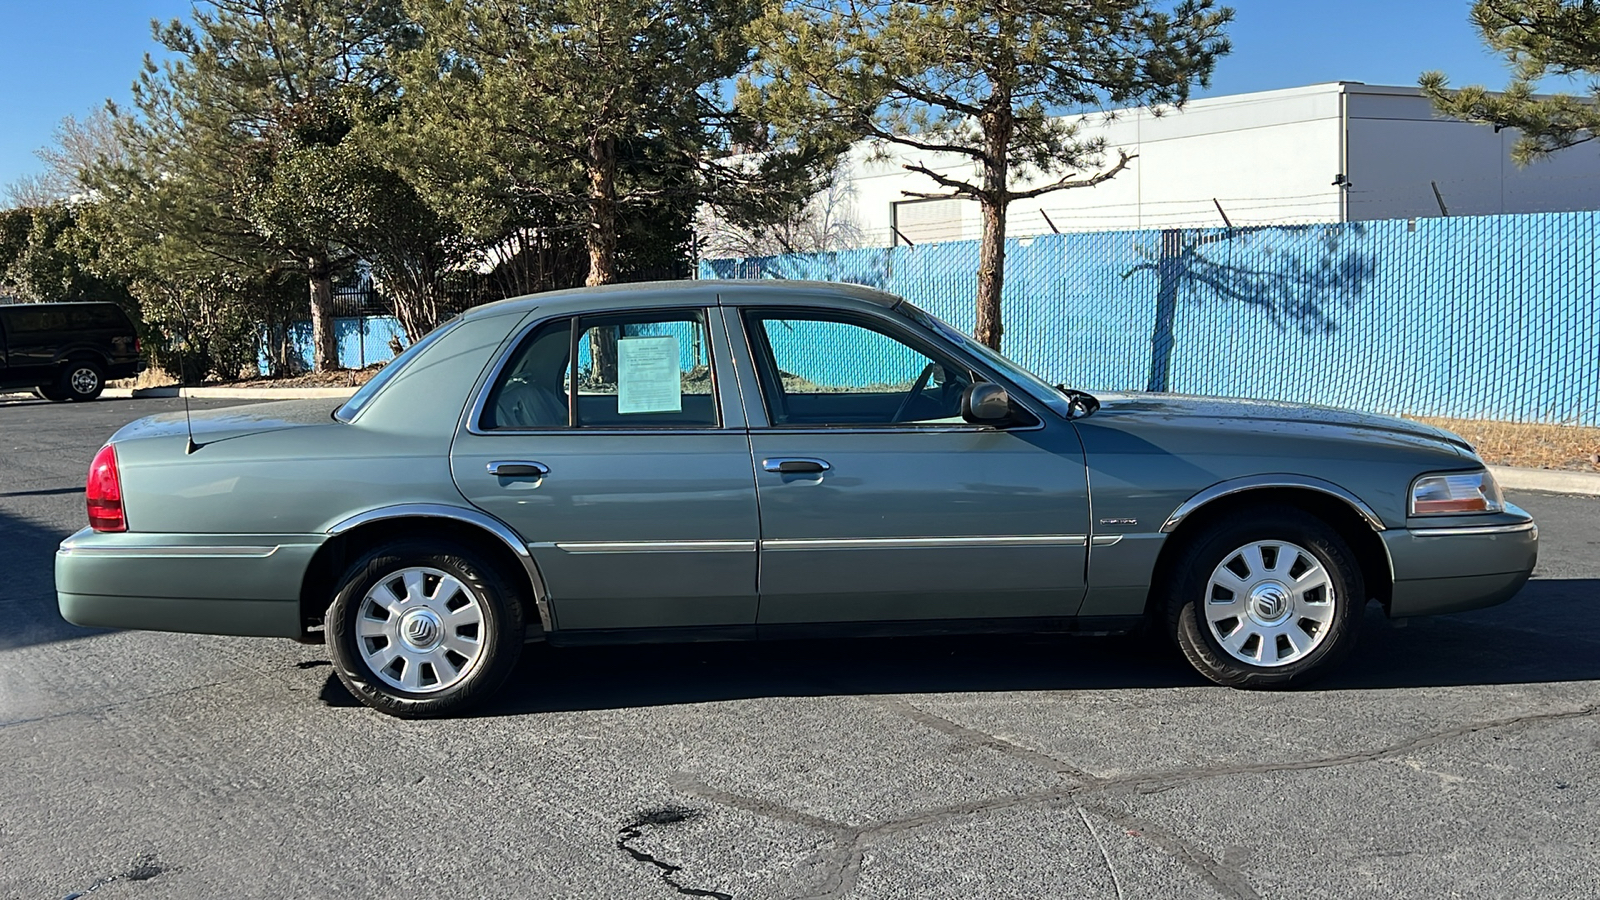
[487, 460, 550, 478]
[763, 457, 831, 474]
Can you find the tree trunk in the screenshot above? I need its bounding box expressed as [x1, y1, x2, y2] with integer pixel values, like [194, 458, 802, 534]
[1145, 229, 1186, 392]
[974, 111, 1013, 350]
[308, 254, 338, 373]
[586, 133, 620, 383]
[975, 196, 1008, 349]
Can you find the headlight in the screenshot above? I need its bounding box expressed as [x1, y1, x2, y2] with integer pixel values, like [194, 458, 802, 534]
[1409, 470, 1504, 516]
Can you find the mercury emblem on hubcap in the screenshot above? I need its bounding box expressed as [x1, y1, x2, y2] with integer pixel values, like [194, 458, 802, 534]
[1248, 582, 1292, 624]
[399, 608, 443, 651]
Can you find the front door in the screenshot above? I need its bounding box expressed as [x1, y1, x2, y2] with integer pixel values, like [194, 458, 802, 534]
[452, 306, 759, 632]
[732, 307, 1091, 626]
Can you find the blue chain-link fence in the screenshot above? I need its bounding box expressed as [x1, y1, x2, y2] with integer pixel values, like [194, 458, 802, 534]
[701, 210, 1600, 425]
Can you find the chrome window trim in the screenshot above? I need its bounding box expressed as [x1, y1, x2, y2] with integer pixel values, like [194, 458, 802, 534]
[1409, 521, 1537, 538]
[56, 545, 280, 559]
[530, 540, 756, 554]
[327, 503, 556, 634]
[464, 307, 733, 436]
[1161, 475, 1388, 533]
[761, 535, 1087, 551]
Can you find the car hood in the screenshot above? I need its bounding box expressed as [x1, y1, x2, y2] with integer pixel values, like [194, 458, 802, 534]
[109, 398, 343, 444]
[1087, 392, 1474, 455]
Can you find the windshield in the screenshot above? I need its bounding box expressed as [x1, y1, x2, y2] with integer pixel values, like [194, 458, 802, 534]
[895, 302, 1074, 418]
[333, 319, 459, 422]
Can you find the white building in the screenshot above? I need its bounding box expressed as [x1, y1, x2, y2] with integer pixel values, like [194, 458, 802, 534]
[836, 82, 1600, 246]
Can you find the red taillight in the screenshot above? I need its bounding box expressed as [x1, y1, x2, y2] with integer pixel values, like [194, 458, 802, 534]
[86, 444, 126, 532]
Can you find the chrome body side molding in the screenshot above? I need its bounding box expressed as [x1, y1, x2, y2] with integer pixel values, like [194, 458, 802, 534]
[532, 540, 757, 554]
[1410, 520, 1537, 538]
[56, 544, 280, 559]
[761, 535, 1087, 551]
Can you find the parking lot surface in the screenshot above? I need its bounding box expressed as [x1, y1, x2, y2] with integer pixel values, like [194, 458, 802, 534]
[2, 397, 1597, 899]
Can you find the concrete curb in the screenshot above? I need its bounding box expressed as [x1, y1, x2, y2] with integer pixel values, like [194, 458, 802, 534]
[101, 386, 358, 400]
[1489, 464, 1600, 497]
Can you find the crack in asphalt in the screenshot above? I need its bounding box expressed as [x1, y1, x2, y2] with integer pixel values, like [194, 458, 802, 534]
[1077, 805, 1127, 900]
[616, 806, 734, 900]
[666, 697, 1600, 900]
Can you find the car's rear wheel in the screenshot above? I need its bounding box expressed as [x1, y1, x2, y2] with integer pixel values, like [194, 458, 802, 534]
[58, 360, 104, 401]
[1166, 506, 1363, 688]
[326, 540, 523, 717]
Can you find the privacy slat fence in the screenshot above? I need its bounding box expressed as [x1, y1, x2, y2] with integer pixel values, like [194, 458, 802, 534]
[701, 210, 1600, 426]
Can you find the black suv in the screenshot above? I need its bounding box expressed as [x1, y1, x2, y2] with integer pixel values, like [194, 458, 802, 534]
[0, 302, 142, 402]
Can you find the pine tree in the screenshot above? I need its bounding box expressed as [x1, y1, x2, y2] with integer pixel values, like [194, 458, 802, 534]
[105, 0, 412, 371]
[391, 0, 839, 290]
[746, 0, 1232, 349]
[1422, 1, 1600, 163]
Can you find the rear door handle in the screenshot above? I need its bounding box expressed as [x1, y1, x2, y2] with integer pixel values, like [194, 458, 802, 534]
[487, 460, 550, 478]
[762, 457, 830, 474]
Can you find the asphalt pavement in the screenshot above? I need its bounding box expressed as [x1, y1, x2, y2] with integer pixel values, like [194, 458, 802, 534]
[2, 397, 1597, 899]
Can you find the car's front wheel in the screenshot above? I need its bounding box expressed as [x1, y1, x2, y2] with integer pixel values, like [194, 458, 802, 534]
[326, 540, 524, 717]
[1166, 506, 1363, 688]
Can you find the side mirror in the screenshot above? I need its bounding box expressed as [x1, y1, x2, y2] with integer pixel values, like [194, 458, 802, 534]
[961, 382, 1013, 425]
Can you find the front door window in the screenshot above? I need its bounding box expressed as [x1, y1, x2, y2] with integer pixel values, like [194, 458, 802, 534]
[744, 313, 975, 427]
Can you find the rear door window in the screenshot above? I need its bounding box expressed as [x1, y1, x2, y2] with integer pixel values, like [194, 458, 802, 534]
[480, 309, 718, 430]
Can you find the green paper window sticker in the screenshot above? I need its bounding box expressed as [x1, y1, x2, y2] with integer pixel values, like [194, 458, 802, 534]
[616, 335, 683, 414]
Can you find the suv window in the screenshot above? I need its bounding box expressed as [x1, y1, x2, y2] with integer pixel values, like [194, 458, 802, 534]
[743, 311, 975, 426]
[482, 309, 718, 430]
[68, 305, 126, 329]
[5, 306, 70, 334]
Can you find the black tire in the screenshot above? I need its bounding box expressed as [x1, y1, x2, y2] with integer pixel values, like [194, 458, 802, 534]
[1165, 504, 1363, 688]
[58, 360, 104, 401]
[326, 540, 524, 717]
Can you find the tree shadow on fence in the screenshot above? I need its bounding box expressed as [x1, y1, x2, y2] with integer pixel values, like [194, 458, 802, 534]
[1123, 224, 1379, 392]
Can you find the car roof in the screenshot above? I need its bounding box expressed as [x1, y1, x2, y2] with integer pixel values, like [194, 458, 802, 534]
[457, 279, 903, 322]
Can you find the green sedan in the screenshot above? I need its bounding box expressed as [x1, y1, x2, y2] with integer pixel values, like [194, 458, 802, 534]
[56, 281, 1538, 716]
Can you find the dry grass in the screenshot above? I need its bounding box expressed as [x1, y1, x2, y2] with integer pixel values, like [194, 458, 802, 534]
[110, 364, 385, 391]
[1411, 416, 1600, 472]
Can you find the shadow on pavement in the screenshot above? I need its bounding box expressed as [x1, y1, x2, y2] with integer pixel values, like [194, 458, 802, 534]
[0, 507, 103, 651]
[446, 578, 1600, 717]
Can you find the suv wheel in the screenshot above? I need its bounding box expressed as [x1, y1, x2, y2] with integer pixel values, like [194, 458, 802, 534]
[58, 361, 105, 401]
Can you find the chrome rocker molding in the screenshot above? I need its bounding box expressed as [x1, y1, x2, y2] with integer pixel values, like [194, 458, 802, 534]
[1161, 475, 1388, 533]
[327, 503, 557, 634]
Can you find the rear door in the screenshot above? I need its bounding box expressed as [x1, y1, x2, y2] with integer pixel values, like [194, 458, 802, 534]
[728, 305, 1092, 626]
[451, 305, 761, 633]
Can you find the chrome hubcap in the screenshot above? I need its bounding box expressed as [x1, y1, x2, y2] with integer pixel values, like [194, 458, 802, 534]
[70, 367, 97, 394]
[1204, 540, 1336, 668]
[356, 567, 485, 693]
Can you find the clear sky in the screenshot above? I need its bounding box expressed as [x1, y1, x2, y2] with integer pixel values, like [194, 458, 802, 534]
[0, 0, 1563, 190]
